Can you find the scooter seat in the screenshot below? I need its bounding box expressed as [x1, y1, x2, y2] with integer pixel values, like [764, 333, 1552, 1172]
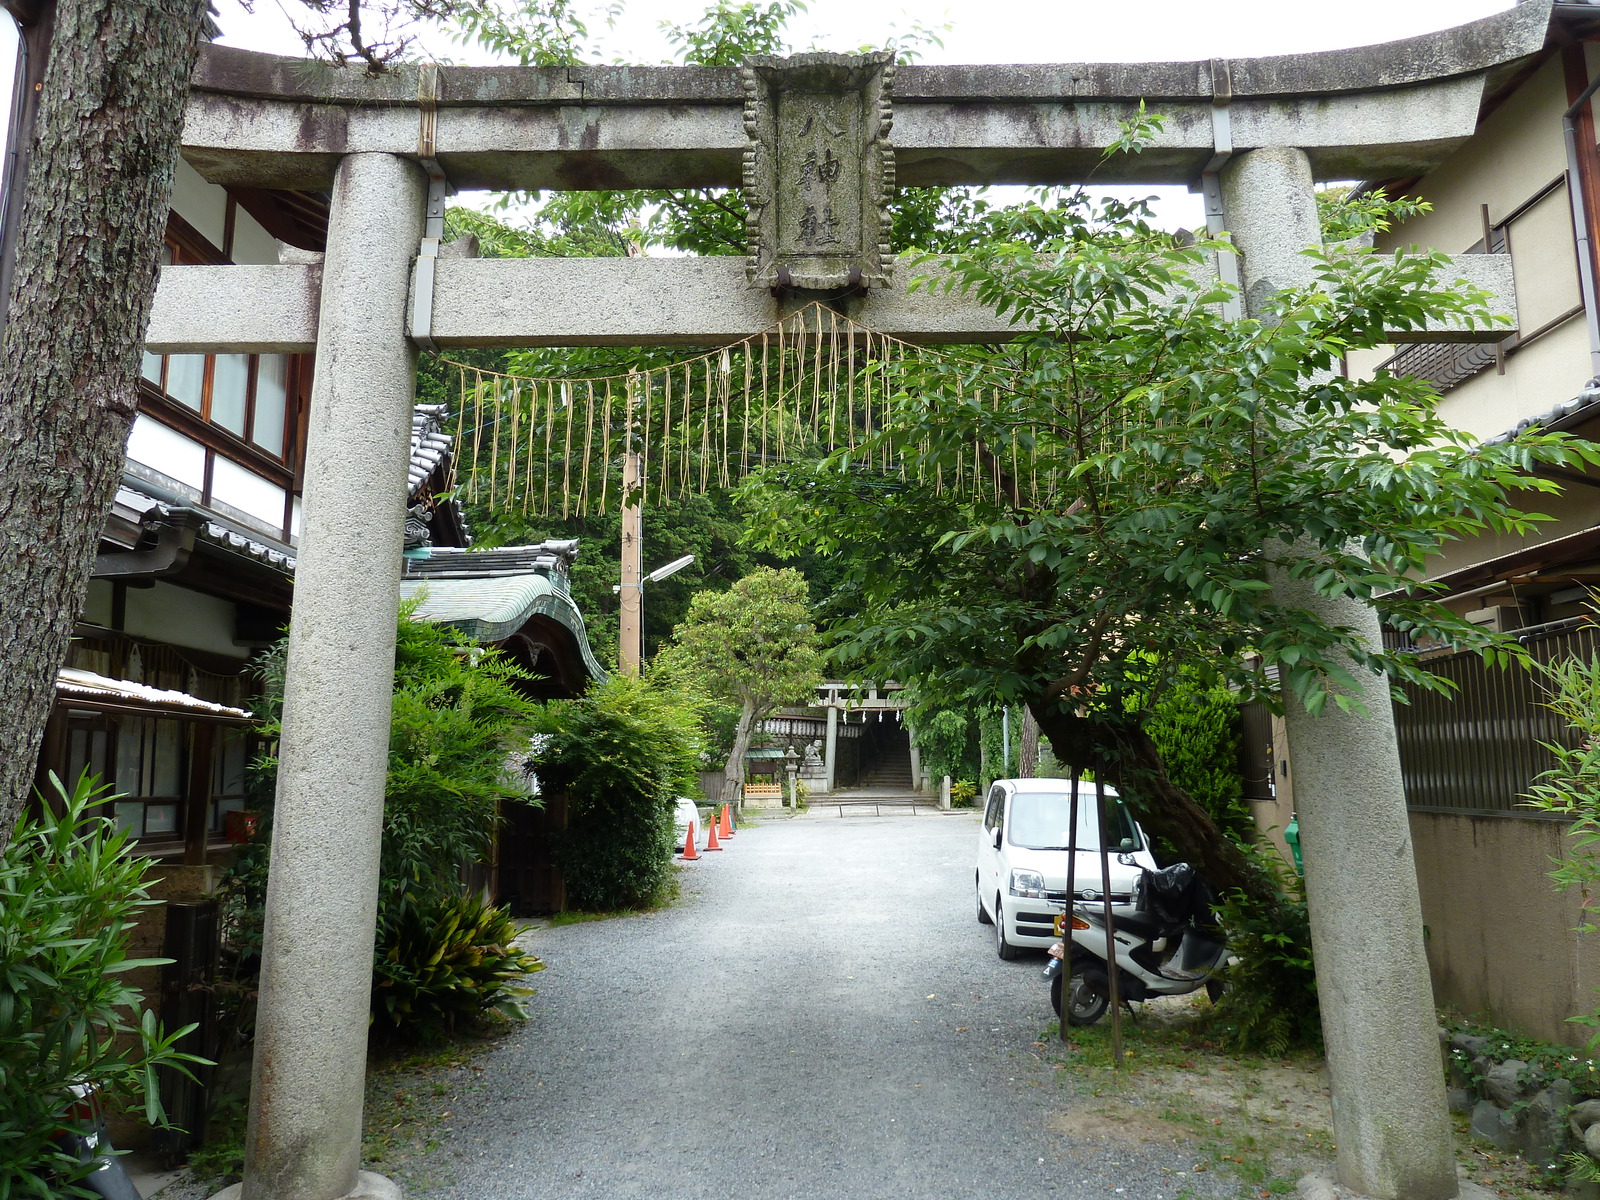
[1096, 909, 1165, 942]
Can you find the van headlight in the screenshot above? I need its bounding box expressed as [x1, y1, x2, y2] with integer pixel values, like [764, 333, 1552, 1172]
[1009, 869, 1046, 899]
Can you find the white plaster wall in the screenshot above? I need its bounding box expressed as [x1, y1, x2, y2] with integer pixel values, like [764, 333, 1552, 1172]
[1384, 58, 1572, 254]
[125, 414, 205, 492]
[123, 580, 246, 659]
[1509, 188, 1583, 333]
[170, 158, 227, 253]
[1438, 318, 1591, 438]
[211, 457, 286, 531]
[231, 206, 281, 266]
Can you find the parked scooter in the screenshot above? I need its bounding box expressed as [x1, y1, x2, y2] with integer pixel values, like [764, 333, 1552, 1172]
[1043, 862, 1228, 1026]
[51, 1082, 145, 1200]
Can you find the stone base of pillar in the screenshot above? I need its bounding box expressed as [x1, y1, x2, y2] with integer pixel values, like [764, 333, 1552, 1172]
[212, 1171, 403, 1200]
[1298, 1172, 1487, 1200]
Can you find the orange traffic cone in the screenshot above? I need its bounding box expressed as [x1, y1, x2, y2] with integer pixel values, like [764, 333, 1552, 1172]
[719, 804, 735, 838]
[705, 818, 723, 851]
[680, 820, 699, 860]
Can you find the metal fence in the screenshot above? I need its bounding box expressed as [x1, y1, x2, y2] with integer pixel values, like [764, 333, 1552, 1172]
[1394, 619, 1598, 814]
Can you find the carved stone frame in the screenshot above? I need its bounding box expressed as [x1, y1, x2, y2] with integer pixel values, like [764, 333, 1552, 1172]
[741, 52, 895, 291]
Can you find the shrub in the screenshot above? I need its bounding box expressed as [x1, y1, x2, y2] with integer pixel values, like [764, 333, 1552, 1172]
[950, 780, 977, 807]
[1208, 858, 1322, 1055]
[0, 773, 205, 1195]
[222, 607, 544, 1041]
[531, 674, 704, 911]
[371, 893, 545, 1040]
[912, 707, 980, 785]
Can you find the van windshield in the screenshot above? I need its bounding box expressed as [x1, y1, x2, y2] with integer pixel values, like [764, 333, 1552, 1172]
[1007, 790, 1138, 851]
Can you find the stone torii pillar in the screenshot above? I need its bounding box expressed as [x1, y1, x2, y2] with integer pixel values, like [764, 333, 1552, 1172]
[1221, 147, 1455, 1200]
[824, 701, 839, 793]
[225, 152, 425, 1200]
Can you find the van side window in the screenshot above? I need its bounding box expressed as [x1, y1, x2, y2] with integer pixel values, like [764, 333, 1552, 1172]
[983, 786, 1004, 832]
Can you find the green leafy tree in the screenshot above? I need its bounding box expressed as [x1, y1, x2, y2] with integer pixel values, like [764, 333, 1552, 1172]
[739, 129, 1599, 912]
[660, 567, 823, 807]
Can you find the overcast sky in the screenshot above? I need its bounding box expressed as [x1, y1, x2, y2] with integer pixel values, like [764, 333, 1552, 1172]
[215, 0, 1516, 66]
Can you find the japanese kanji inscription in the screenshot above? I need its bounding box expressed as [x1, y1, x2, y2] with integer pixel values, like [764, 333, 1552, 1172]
[741, 52, 896, 291]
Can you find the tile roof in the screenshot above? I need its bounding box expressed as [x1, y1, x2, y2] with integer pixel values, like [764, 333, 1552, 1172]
[410, 403, 454, 495]
[1485, 381, 1600, 444]
[56, 667, 253, 720]
[399, 570, 607, 682]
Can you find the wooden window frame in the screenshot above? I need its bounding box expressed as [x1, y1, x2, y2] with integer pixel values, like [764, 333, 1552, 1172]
[140, 207, 314, 540]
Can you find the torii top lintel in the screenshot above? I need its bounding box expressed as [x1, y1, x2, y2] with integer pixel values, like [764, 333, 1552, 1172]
[182, 2, 1553, 195]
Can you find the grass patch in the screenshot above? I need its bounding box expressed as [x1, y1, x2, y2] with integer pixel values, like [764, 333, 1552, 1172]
[184, 1026, 508, 1193]
[542, 872, 686, 926]
[1035, 1001, 1559, 1199]
[1035, 998, 1333, 1197]
[361, 1029, 506, 1189]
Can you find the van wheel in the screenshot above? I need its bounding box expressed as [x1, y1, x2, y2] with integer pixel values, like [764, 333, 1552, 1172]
[976, 875, 993, 924]
[995, 898, 1020, 960]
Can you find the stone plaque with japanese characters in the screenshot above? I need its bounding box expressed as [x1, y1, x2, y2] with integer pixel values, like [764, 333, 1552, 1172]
[741, 52, 895, 291]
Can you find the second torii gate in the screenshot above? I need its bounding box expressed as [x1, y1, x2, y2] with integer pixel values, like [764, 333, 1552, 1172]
[150, 8, 1555, 1199]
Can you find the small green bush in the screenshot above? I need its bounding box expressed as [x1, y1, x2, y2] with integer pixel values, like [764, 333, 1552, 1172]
[1208, 860, 1322, 1055]
[225, 608, 544, 1041]
[371, 893, 544, 1040]
[531, 674, 704, 911]
[0, 773, 205, 1196]
[950, 780, 977, 807]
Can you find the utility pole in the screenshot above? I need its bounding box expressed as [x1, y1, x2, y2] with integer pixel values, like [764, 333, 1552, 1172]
[619, 377, 642, 675]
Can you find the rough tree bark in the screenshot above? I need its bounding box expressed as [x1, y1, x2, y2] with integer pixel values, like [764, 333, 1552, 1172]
[0, 0, 208, 851]
[1030, 702, 1283, 916]
[721, 697, 767, 813]
[1018, 707, 1040, 778]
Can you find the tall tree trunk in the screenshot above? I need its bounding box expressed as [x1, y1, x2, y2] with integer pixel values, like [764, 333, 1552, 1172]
[1019, 707, 1039, 777]
[1029, 701, 1283, 916]
[0, 0, 208, 850]
[721, 698, 762, 813]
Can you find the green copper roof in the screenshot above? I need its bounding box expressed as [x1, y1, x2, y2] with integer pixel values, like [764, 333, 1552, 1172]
[399, 574, 607, 682]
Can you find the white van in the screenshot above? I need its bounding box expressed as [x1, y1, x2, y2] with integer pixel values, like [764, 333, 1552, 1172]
[976, 777, 1159, 958]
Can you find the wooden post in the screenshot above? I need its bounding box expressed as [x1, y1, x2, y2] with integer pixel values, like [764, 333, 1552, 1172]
[619, 379, 643, 675]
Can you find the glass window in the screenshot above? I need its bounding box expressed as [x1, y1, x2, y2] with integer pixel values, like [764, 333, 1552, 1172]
[1005, 789, 1137, 851]
[211, 354, 250, 436]
[144, 803, 178, 835]
[166, 354, 206, 409]
[151, 720, 183, 796]
[215, 728, 248, 796]
[253, 355, 289, 456]
[140, 350, 163, 386]
[115, 719, 144, 797]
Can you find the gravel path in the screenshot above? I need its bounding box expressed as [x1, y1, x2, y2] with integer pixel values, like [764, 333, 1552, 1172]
[412, 810, 1233, 1200]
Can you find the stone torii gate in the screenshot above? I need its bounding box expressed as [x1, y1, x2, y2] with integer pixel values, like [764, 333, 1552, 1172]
[147, 7, 1553, 1199]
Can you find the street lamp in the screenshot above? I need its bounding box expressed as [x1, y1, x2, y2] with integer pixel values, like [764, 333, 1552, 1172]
[615, 553, 695, 673]
[644, 554, 694, 585]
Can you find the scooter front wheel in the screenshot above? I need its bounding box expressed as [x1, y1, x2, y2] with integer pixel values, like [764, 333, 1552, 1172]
[1054, 964, 1110, 1026]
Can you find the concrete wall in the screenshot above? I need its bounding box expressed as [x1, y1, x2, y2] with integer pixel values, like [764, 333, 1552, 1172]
[1342, 59, 1600, 1047]
[1411, 810, 1600, 1044]
[1348, 57, 1590, 438]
